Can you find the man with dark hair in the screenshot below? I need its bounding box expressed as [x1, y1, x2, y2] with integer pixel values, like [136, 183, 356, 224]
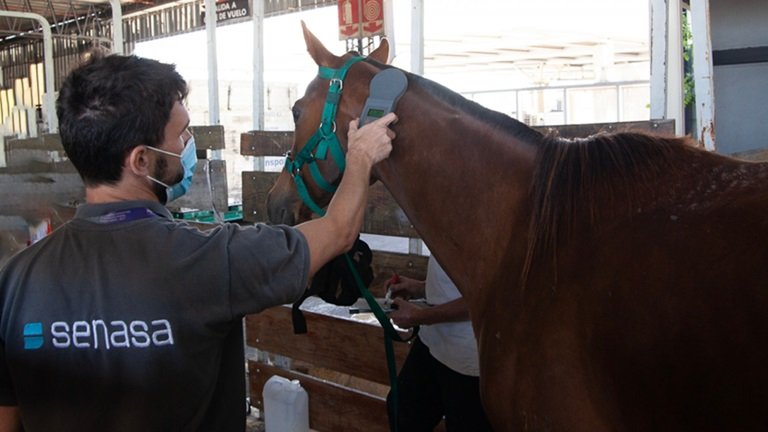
[0, 54, 396, 431]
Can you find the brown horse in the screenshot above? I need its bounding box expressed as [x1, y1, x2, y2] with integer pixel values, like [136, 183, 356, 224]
[267, 24, 768, 431]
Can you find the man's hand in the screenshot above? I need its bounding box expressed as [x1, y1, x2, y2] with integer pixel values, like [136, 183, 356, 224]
[346, 113, 397, 166]
[389, 298, 425, 329]
[387, 275, 425, 300]
[297, 113, 396, 278]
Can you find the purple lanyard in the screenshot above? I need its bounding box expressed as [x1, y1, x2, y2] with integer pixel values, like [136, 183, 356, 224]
[88, 208, 157, 224]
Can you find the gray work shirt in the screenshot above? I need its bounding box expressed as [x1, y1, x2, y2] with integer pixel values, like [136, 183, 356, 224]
[0, 200, 309, 431]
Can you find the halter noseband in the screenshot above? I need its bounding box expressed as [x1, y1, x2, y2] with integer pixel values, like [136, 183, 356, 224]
[284, 56, 366, 216]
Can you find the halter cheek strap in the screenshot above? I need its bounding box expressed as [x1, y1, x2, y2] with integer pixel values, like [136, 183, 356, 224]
[284, 56, 365, 216]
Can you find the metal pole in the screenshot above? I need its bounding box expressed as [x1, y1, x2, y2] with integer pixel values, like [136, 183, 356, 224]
[409, 0, 424, 255]
[667, 0, 684, 136]
[649, 0, 668, 121]
[252, 0, 264, 132]
[109, 0, 124, 55]
[205, 0, 220, 127]
[410, 0, 424, 75]
[0, 11, 56, 132]
[383, 0, 396, 63]
[251, 0, 264, 171]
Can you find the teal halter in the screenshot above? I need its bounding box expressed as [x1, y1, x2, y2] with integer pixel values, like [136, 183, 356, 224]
[284, 56, 366, 216]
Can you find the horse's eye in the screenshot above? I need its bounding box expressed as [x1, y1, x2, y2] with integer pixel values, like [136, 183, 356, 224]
[292, 106, 301, 123]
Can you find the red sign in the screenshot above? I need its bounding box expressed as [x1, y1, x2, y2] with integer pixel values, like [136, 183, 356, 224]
[338, 0, 385, 40]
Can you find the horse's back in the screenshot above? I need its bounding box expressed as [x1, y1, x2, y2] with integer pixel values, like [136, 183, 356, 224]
[482, 157, 768, 431]
[577, 167, 768, 431]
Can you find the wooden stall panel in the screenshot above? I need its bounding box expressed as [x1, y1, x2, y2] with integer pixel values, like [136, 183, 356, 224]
[241, 171, 418, 237]
[189, 125, 225, 150]
[534, 119, 676, 138]
[246, 306, 411, 386]
[0, 167, 84, 219]
[249, 362, 390, 432]
[241, 130, 293, 157]
[241, 171, 277, 223]
[239, 121, 677, 159]
[732, 147, 768, 162]
[4, 134, 64, 167]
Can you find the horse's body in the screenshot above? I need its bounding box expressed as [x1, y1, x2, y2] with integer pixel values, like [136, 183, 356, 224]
[267, 25, 768, 431]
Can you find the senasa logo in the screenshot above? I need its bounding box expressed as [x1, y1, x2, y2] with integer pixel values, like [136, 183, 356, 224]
[22, 319, 174, 350]
[23, 322, 44, 350]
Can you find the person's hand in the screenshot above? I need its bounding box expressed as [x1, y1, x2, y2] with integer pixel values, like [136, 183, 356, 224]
[347, 113, 397, 166]
[386, 274, 423, 300]
[389, 298, 424, 329]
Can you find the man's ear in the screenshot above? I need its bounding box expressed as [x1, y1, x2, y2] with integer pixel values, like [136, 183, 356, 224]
[127, 146, 152, 177]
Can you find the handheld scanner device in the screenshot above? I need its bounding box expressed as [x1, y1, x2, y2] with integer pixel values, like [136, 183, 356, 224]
[358, 68, 408, 127]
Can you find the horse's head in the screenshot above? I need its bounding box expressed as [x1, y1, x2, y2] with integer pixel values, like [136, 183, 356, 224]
[267, 22, 391, 225]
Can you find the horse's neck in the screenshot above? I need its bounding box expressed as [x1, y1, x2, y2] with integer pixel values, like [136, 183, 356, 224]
[376, 93, 538, 308]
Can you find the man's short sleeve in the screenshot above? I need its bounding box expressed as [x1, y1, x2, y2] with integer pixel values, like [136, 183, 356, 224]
[227, 223, 309, 317]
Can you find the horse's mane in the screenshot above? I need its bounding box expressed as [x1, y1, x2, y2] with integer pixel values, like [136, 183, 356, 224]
[363, 57, 543, 144]
[522, 132, 697, 284]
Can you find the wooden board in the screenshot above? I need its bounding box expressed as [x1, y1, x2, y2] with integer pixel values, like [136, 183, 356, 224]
[240, 130, 293, 157]
[0, 160, 227, 221]
[0, 160, 77, 175]
[189, 125, 225, 150]
[245, 305, 411, 386]
[731, 147, 768, 162]
[238, 120, 678, 157]
[241, 171, 419, 238]
[5, 134, 63, 151]
[241, 171, 276, 223]
[0, 171, 85, 218]
[533, 119, 676, 138]
[4, 134, 65, 167]
[249, 361, 390, 432]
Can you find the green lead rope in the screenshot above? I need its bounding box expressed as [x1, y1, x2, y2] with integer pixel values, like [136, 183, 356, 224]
[343, 254, 418, 432]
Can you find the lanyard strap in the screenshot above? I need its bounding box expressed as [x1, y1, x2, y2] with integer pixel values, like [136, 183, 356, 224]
[86, 208, 156, 224]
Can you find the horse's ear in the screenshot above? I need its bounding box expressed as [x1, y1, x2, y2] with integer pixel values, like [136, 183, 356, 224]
[302, 21, 337, 67]
[368, 38, 390, 64]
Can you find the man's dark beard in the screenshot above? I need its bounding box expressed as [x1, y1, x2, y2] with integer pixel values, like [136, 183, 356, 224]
[150, 156, 182, 204]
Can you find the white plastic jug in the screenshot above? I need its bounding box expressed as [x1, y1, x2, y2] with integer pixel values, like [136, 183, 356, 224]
[262, 375, 309, 432]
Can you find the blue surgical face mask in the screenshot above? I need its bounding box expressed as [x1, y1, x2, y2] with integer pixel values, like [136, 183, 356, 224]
[146, 136, 198, 203]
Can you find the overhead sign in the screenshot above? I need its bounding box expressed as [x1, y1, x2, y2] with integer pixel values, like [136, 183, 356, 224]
[215, 0, 250, 23]
[338, 0, 385, 40]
